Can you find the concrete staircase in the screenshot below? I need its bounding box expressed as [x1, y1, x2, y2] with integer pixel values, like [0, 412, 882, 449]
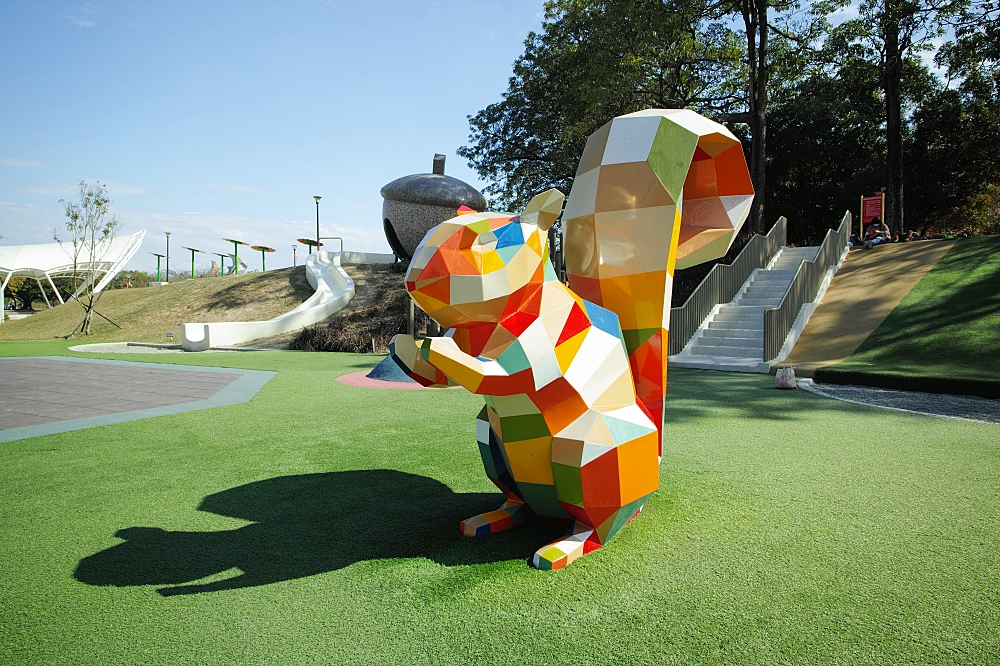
[671, 246, 819, 370]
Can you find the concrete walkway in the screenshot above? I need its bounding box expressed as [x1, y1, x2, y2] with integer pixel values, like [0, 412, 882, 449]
[788, 239, 954, 377]
[0, 357, 274, 442]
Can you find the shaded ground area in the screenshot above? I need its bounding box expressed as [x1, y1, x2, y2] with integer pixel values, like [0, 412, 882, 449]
[803, 379, 1000, 424]
[789, 239, 953, 376]
[2, 342, 999, 664]
[815, 235, 1000, 397]
[0, 267, 313, 343]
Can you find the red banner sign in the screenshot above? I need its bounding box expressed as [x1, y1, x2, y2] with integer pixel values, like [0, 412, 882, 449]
[861, 195, 883, 225]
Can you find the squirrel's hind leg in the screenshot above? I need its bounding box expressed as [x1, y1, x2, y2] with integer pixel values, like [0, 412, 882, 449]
[532, 522, 602, 570]
[461, 405, 534, 537]
[460, 498, 532, 537]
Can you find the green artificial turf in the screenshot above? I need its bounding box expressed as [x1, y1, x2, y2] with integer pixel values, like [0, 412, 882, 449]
[2, 343, 999, 664]
[816, 234, 1000, 396]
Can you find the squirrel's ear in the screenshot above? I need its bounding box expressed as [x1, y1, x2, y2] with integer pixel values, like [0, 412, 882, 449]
[520, 189, 564, 231]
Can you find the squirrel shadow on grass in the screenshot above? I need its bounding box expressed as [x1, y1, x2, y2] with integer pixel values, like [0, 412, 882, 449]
[74, 470, 553, 596]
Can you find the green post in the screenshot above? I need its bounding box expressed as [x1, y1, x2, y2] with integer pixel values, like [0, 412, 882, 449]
[151, 253, 165, 282]
[232, 241, 239, 274]
[190, 250, 195, 278]
[260, 248, 266, 272]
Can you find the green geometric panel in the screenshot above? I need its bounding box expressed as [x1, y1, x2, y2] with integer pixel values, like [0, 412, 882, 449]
[497, 245, 520, 265]
[605, 495, 651, 542]
[499, 413, 550, 442]
[497, 340, 531, 374]
[551, 463, 584, 506]
[478, 440, 498, 479]
[648, 118, 699, 204]
[621, 327, 660, 356]
[466, 219, 492, 233]
[519, 482, 572, 519]
[605, 414, 656, 444]
[544, 259, 559, 282]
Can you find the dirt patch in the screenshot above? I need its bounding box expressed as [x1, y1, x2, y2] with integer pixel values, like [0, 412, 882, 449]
[289, 263, 431, 354]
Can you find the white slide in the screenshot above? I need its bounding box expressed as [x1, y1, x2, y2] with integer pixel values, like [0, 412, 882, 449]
[180, 250, 356, 351]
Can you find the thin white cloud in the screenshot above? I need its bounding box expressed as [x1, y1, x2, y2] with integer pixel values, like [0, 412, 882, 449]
[190, 182, 268, 193]
[63, 2, 102, 29]
[0, 181, 77, 198]
[0, 179, 146, 198]
[101, 181, 147, 197]
[0, 158, 46, 169]
[0, 201, 391, 271]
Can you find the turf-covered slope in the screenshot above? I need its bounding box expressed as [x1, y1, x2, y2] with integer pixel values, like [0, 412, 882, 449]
[2, 343, 999, 664]
[816, 234, 1000, 397]
[0, 267, 313, 343]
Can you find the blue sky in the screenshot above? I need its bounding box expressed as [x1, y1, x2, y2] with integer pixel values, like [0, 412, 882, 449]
[0, 1, 545, 272]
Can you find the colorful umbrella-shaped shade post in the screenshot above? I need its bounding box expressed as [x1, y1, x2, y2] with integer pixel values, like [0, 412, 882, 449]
[149, 252, 165, 282]
[251, 245, 276, 272]
[296, 238, 323, 251]
[222, 238, 250, 274]
[180, 246, 205, 278]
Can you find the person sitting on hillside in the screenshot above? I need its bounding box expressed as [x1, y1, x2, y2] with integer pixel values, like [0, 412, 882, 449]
[864, 217, 891, 249]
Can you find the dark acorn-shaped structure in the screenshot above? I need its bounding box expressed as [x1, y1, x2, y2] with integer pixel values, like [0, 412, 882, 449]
[380, 154, 488, 260]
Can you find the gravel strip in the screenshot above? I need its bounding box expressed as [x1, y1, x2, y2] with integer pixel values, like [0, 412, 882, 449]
[799, 378, 1000, 425]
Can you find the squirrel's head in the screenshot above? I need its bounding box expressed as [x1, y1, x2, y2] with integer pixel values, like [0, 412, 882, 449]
[405, 189, 564, 329]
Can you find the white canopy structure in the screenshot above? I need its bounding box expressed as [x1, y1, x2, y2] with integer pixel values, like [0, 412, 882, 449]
[0, 230, 146, 323]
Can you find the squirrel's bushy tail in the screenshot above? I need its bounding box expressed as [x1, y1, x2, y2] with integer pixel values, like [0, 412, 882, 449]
[561, 110, 755, 452]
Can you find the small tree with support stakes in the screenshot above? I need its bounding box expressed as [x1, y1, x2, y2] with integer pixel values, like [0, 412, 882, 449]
[180, 246, 206, 278]
[222, 238, 250, 274]
[251, 245, 276, 271]
[150, 253, 166, 282]
[296, 238, 323, 255]
[55, 180, 125, 337]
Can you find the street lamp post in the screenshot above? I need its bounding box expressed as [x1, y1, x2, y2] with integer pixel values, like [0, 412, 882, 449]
[313, 196, 322, 254]
[165, 232, 171, 282]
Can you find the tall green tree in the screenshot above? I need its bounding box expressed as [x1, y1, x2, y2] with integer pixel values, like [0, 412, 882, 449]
[459, 0, 745, 211]
[825, 0, 965, 233]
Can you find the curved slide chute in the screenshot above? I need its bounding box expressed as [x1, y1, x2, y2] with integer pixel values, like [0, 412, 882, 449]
[180, 250, 355, 351]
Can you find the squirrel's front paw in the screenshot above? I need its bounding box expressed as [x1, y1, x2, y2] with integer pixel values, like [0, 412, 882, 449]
[389, 334, 451, 387]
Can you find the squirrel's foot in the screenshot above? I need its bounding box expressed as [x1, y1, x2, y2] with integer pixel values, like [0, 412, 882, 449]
[460, 499, 531, 537]
[532, 522, 602, 571]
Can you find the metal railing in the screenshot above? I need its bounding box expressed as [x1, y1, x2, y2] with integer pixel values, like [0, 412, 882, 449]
[762, 211, 852, 362]
[668, 217, 787, 355]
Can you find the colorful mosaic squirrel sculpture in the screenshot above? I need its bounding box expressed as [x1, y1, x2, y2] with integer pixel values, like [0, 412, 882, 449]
[391, 109, 754, 569]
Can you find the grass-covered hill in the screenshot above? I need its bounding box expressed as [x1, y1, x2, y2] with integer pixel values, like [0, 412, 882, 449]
[816, 234, 1000, 396]
[0, 267, 313, 343]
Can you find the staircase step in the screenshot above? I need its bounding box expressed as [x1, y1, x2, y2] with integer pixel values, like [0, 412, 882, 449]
[691, 345, 762, 358]
[742, 288, 786, 297]
[695, 336, 761, 348]
[735, 298, 782, 307]
[713, 313, 764, 322]
[707, 327, 763, 337]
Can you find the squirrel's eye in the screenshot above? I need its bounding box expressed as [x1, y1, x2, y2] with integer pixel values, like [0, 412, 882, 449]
[474, 232, 497, 250]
